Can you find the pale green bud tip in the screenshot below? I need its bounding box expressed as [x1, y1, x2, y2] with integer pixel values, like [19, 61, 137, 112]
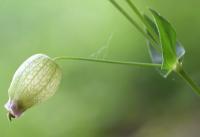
[5, 54, 62, 120]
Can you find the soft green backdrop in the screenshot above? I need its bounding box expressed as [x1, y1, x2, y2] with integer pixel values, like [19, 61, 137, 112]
[1, 0, 200, 137]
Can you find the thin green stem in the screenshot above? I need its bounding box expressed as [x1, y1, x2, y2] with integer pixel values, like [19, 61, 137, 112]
[109, 0, 160, 51]
[109, 0, 146, 38]
[53, 56, 161, 68]
[126, 0, 159, 43]
[126, 0, 144, 22]
[176, 67, 200, 96]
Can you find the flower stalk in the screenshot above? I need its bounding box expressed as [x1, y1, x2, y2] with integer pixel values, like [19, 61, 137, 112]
[53, 57, 161, 68]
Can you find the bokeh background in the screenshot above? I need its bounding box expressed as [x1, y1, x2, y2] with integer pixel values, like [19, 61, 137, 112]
[1, 0, 200, 137]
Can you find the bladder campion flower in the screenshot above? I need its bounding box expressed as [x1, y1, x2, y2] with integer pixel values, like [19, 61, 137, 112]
[5, 54, 62, 120]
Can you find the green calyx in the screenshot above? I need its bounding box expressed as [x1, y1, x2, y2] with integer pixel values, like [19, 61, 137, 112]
[5, 54, 62, 120]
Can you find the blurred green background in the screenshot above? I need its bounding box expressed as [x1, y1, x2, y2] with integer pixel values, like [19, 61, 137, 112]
[1, 0, 200, 137]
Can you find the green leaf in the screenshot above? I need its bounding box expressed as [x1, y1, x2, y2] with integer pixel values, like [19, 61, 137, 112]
[150, 9, 178, 77]
[144, 12, 185, 77]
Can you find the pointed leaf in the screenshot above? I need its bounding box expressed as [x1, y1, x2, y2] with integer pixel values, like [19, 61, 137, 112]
[144, 13, 185, 77]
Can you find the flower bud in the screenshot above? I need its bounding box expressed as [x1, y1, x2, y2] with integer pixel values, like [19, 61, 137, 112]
[5, 54, 62, 120]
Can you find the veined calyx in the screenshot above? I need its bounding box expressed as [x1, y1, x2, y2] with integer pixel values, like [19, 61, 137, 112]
[5, 54, 62, 120]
